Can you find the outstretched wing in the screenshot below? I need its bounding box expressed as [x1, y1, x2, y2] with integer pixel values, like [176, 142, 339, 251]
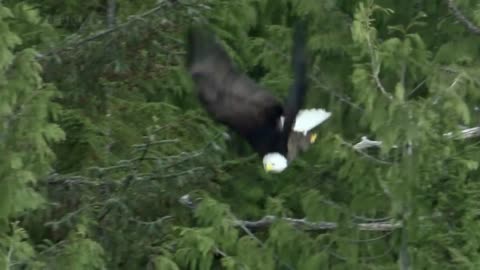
[186, 25, 283, 138]
[279, 21, 309, 149]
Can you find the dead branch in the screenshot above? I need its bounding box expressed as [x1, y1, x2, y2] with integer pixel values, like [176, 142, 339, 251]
[443, 126, 480, 139]
[353, 136, 383, 150]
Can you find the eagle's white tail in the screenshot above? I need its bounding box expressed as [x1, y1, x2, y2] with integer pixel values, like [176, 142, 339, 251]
[294, 108, 331, 134]
[280, 108, 331, 134]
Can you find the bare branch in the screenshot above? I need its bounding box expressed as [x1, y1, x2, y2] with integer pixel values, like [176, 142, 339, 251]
[178, 194, 402, 232]
[446, 0, 480, 35]
[341, 138, 392, 164]
[234, 215, 401, 231]
[351, 126, 480, 152]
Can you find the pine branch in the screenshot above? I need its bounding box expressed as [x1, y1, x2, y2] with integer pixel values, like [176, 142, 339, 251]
[178, 194, 402, 232]
[446, 0, 480, 35]
[264, 42, 364, 111]
[234, 213, 296, 270]
[37, 0, 177, 58]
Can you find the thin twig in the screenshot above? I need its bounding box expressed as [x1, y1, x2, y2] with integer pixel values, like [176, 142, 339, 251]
[366, 37, 392, 100]
[446, 0, 480, 35]
[38, 0, 175, 58]
[129, 215, 172, 226]
[407, 79, 426, 97]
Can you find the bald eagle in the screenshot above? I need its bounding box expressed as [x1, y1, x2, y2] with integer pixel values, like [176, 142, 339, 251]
[185, 23, 331, 173]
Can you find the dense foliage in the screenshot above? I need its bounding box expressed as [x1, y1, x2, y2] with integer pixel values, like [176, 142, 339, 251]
[2, 0, 480, 269]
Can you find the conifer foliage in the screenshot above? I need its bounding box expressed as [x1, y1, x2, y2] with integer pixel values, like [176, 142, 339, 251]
[2, 0, 480, 269]
[0, 4, 65, 268]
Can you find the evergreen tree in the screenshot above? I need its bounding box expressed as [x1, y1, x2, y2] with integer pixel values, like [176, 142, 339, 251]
[2, 0, 480, 269]
[0, 3, 64, 268]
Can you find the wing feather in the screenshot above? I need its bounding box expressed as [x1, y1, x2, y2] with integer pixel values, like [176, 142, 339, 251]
[186, 25, 282, 136]
[279, 21, 309, 149]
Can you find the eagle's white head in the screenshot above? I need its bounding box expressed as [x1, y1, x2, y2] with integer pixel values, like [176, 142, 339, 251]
[263, 152, 288, 173]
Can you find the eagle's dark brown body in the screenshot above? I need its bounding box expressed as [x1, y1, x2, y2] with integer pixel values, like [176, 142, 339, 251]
[186, 23, 311, 162]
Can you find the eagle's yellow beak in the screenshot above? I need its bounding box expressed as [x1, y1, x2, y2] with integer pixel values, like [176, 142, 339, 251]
[264, 163, 273, 172]
[310, 133, 318, 143]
